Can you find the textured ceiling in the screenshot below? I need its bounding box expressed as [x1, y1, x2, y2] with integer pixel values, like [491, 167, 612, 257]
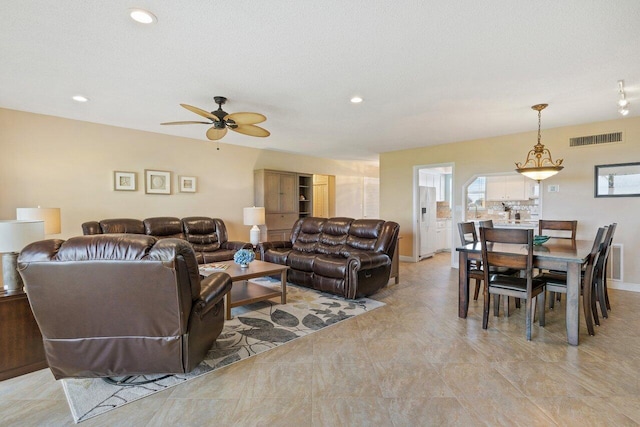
[1, 1, 639, 161]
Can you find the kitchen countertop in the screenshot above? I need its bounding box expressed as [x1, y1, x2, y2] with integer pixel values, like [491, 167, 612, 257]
[492, 220, 537, 228]
[470, 219, 538, 228]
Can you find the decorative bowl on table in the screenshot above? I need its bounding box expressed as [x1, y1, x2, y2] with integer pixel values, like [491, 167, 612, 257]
[233, 249, 255, 268]
[533, 235, 550, 245]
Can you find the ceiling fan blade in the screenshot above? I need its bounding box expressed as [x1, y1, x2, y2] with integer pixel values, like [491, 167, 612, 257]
[160, 121, 211, 125]
[231, 124, 270, 137]
[225, 112, 266, 125]
[180, 104, 220, 121]
[206, 126, 228, 140]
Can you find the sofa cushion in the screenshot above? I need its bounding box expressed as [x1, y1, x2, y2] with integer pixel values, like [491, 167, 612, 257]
[313, 254, 348, 279]
[182, 217, 221, 252]
[343, 219, 384, 253]
[287, 250, 316, 272]
[291, 217, 324, 253]
[317, 217, 352, 255]
[144, 217, 185, 239]
[99, 218, 145, 234]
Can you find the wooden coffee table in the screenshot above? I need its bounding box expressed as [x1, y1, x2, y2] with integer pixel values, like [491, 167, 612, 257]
[200, 260, 289, 320]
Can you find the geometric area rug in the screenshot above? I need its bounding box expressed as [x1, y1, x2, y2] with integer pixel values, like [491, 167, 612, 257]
[61, 278, 385, 423]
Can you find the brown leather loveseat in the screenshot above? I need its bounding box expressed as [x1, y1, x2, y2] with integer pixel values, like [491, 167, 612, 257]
[258, 217, 399, 299]
[18, 234, 232, 379]
[82, 216, 252, 263]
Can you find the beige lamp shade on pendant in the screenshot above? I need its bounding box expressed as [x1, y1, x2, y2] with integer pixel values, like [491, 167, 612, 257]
[16, 207, 61, 234]
[243, 207, 266, 247]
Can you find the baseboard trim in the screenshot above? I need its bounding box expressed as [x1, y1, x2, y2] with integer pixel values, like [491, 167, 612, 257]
[607, 281, 640, 293]
[399, 255, 415, 263]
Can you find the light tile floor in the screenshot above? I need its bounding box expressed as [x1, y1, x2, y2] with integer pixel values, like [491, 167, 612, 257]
[1, 253, 639, 426]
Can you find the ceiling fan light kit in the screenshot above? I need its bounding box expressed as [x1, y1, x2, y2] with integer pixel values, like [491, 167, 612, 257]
[515, 103, 564, 182]
[161, 96, 270, 142]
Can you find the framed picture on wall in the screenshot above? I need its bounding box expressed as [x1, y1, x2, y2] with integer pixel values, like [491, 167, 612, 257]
[114, 171, 137, 191]
[595, 162, 640, 197]
[179, 176, 197, 193]
[145, 169, 171, 194]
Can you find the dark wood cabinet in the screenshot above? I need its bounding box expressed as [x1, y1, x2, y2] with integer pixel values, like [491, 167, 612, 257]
[0, 290, 47, 381]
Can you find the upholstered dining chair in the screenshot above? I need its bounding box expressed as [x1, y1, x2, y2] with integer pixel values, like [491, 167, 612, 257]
[18, 234, 232, 380]
[535, 227, 606, 336]
[458, 222, 483, 300]
[480, 227, 546, 341]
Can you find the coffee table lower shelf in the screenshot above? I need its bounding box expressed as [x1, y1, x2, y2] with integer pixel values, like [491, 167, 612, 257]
[227, 281, 285, 320]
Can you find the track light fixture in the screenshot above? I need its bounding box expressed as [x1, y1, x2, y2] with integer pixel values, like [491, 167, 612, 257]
[618, 80, 630, 116]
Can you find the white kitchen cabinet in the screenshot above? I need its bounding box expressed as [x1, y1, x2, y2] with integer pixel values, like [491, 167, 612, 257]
[436, 219, 451, 251]
[486, 175, 526, 201]
[436, 227, 445, 251]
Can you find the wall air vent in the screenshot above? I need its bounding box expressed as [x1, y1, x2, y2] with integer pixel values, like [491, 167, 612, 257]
[569, 132, 623, 147]
[607, 243, 623, 281]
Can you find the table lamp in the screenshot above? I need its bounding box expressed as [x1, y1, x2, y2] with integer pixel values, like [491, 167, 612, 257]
[243, 206, 266, 247]
[16, 207, 61, 235]
[0, 220, 45, 292]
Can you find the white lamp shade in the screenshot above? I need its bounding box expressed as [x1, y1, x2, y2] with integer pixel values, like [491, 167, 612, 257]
[16, 207, 61, 234]
[0, 220, 45, 253]
[243, 207, 266, 226]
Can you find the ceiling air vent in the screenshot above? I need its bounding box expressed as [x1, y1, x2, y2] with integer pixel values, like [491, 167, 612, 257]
[569, 131, 623, 148]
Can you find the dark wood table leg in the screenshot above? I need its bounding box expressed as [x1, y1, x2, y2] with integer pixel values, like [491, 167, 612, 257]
[458, 252, 470, 318]
[566, 262, 582, 345]
[280, 270, 287, 304]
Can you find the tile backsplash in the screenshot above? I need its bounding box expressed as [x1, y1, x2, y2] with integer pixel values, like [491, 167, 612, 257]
[467, 199, 539, 221]
[437, 201, 451, 218]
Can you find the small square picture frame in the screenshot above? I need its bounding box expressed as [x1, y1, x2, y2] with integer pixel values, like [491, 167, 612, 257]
[114, 171, 137, 191]
[145, 169, 171, 195]
[179, 176, 197, 193]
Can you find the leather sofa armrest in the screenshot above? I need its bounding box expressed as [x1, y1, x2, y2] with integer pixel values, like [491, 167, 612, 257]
[347, 252, 391, 271]
[221, 241, 254, 251]
[257, 241, 292, 259]
[194, 272, 232, 318]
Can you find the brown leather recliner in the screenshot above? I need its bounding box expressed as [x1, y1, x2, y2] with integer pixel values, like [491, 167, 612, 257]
[18, 234, 232, 380]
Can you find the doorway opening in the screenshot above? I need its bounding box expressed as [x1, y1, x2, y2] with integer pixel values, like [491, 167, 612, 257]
[413, 163, 454, 263]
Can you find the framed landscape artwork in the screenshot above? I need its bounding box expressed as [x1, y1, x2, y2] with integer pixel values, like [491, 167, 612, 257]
[145, 170, 171, 194]
[114, 171, 136, 191]
[179, 176, 197, 193]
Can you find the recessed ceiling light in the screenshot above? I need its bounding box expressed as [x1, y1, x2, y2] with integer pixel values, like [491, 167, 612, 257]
[129, 8, 157, 24]
[72, 95, 89, 103]
[350, 96, 363, 104]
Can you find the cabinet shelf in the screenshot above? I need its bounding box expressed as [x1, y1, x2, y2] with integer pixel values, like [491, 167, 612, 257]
[255, 169, 314, 242]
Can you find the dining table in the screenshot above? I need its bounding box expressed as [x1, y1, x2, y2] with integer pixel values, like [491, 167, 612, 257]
[456, 237, 593, 345]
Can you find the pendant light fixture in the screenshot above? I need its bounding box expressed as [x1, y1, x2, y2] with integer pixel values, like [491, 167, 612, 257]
[515, 103, 563, 182]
